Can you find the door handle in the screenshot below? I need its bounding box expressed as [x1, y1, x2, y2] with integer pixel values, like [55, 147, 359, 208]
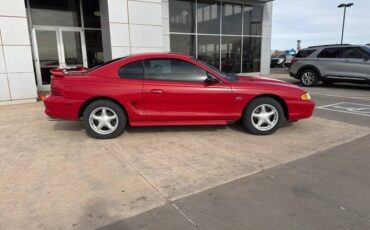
[150, 89, 163, 94]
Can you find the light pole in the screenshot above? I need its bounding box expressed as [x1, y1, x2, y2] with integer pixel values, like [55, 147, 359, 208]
[338, 3, 353, 44]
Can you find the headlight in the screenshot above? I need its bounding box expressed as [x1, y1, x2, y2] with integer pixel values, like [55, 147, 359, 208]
[300, 92, 311, 101]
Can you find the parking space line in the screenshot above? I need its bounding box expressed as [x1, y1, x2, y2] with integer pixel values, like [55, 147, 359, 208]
[317, 102, 370, 117]
[311, 93, 370, 101]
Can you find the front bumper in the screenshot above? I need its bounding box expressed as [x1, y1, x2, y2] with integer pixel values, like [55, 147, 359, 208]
[287, 100, 315, 121]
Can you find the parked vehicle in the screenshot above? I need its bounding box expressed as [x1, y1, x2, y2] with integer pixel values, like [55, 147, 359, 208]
[270, 56, 285, 68]
[290, 44, 370, 87]
[270, 54, 294, 68]
[44, 53, 314, 139]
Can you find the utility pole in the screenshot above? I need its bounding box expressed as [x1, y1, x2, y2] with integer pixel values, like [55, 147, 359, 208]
[338, 3, 354, 44]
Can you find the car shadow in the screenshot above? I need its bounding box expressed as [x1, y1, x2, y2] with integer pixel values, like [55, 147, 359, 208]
[53, 121, 84, 131]
[51, 120, 295, 135]
[287, 79, 370, 91]
[126, 124, 226, 134]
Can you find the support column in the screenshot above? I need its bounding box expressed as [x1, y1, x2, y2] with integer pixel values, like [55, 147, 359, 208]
[0, 0, 37, 103]
[260, 2, 273, 75]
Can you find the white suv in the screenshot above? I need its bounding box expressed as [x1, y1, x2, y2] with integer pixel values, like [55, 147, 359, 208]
[289, 45, 370, 87]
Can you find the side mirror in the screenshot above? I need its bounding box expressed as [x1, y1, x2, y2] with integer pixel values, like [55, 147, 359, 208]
[205, 73, 220, 84]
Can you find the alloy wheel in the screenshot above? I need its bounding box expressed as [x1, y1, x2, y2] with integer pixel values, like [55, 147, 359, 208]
[251, 104, 279, 131]
[301, 71, 315, 86]
[89, 107, 119, 135]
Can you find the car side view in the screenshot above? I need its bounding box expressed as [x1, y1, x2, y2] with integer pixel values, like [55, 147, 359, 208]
[44, 53, 315, 139]
[290, 44, 370, 87]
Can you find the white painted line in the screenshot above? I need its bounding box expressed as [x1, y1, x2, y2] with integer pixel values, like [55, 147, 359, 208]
[310, 93, 370, 101]
[316, 102, 347, 109]
[317, 102, 370, 117]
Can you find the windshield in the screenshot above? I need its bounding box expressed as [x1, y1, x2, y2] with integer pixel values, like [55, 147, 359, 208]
[199, 60, 238, 82]
[362, 46, 370, 55]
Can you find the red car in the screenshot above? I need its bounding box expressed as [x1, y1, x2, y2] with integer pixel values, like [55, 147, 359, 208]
[44, 53, 315, 139]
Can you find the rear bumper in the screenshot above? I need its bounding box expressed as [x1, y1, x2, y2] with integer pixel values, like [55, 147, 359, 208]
[287, 100, 315, 121]
[44, 96, 81, 120]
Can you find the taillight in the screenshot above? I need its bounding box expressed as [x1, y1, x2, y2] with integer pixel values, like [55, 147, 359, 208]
[50, 79, 62, 96]
[291, 58, 298, 65]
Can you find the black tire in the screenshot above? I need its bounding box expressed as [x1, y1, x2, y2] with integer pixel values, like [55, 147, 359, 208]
[321, 79, 334, 86]
[299, 69, 319, 87]
[242, 97, 285, 135]
[83, 100, 127, 139]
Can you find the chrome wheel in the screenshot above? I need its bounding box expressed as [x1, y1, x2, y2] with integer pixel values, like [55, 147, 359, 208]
[301, 71, 315, 86]
[251, 104, 279, 131]
[88, 107, 119, 135]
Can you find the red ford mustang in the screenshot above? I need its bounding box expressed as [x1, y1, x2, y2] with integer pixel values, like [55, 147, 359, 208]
[44, 53, 315, 139]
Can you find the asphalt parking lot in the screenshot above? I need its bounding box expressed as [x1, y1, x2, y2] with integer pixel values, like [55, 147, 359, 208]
[0, 69, 369, 229]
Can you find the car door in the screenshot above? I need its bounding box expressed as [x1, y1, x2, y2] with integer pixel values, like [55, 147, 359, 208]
[317, 47, 347, 77]
[341, 47, 370, 80]
[141, 58, 235, 123]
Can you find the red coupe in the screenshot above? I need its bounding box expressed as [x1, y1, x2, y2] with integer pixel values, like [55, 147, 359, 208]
[44, 53, 315, 139]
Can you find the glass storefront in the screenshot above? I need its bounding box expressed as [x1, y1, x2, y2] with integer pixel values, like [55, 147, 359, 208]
[169, 0, 263, 73]
[26, 0, 104, 89]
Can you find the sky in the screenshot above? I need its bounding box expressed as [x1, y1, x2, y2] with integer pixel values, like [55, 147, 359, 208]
[271, 0, 370, 50]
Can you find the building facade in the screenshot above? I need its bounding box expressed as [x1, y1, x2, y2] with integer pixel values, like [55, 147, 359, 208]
[0, 0, 272, 104]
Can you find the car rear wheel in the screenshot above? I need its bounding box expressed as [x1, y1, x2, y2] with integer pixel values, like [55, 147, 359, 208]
[83, 100, 127, 139]
[242, 97, 285, 135]
[300, 69, 318, 87]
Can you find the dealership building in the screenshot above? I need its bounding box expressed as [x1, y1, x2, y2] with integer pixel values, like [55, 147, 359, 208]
[0, 0, 272, 104]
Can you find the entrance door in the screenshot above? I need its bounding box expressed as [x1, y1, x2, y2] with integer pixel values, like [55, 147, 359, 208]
[32, 27, 87, 91]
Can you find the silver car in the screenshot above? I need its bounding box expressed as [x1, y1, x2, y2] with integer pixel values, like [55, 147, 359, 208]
[289, 44, 370, 87]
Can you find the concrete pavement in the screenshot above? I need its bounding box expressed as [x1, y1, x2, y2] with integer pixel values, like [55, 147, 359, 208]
[100, 134, 370, 230]
[0, 70, 369, 229]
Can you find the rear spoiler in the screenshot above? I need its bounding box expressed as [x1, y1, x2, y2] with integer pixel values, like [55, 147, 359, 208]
[50, 66, 88, 77]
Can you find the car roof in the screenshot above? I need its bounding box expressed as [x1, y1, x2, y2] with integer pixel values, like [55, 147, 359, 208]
[127, 52, 194, 60]
[300, 44, 369, 51]
[305, 44, 369, 49]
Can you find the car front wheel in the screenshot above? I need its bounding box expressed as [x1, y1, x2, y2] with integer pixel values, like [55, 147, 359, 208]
[242, 97, 285, 135]
[83, 100, 127, 139]
[300, 69, 318, 87]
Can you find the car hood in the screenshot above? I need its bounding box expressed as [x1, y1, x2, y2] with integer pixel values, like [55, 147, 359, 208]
[235, 75, 302, 89]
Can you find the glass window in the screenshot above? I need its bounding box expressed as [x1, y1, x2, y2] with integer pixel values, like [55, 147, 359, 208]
[82, 0, 101, 28]
[222, 3, 242, 35]
[342, 47, 366, 59]
[197, 0, 220, 34]
[62, 31, 83, 65]
[361, 46, 370, 54]
[169, 0, 196, 33]
[221, 36, 242, 73]
[35, 30, 59, 84]
[197, 35, 220, 69]
[318, 48, 343, 58]
[85, 30, 104, 67]
[295, 49, 316, 58]
[29, 0, 81, 27]
[118, 61, 144, 79]
[242, 37, 261, 73]
[170, 34, 196, 57]
[144, 59, 207, 82]
[244, 6, 263, 35]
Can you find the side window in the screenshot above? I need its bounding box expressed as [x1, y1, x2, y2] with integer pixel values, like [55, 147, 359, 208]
[144, 59, 207, 82]
[342, 48, 365, 59]
[118, 61, 144, 79]
[295, 49, 316, 58]
[317, 48, 343, 58]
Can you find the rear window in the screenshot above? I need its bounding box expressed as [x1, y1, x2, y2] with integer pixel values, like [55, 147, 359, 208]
[295, 49, 316, 58]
